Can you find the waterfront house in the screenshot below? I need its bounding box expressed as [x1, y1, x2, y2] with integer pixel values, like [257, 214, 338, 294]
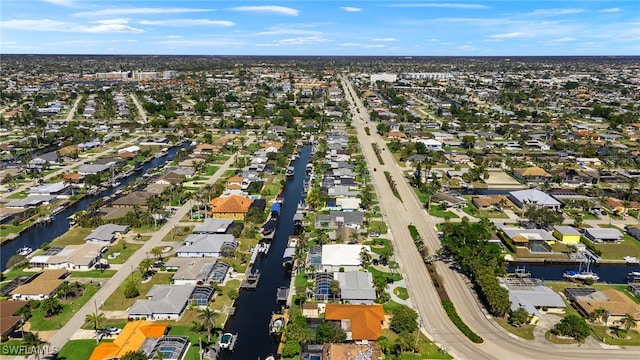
[10, 269, 68, 300]
[500, 227, 556, 246]
[433, 192, 467, 209]
[322, 343, 383, 360]
[320, 244, 371, 272]
[84, 224, 129, 244]
[128, 285, 209, 320]
[582, 227, 623, 243]
[553, 226, 582, 244]
[165, 258, 230, 285]
[28, 243, 104, 270]
[175, 234, 237, 258]
[89, 321, 190, 360]
[208, 194, 252, 220]
[626, 225, 640, 241]
[192, 218, 233, 234]
[5, 195, 57, 209]
[112, 191, 154, 208]
[565, 288, 640, 328]
[324, 304, 385, 341]
[508, 189, 561, 211]
[472, 195, 512, 210]
[315, 211, 364, 230]
[500, 277, 565, 317]
[335, 271, 377, 304]
[29, 182, 70, 197]
[78, 164, 111, 175]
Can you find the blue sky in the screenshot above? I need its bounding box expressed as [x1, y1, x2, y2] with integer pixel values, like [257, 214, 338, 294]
[1, 1, 638, 55]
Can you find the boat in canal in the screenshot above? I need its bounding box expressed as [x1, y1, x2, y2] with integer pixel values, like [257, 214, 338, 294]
[217, 332, 237, 350]
[285, 166, 295, 177]
[563, 261, 599, 282]
[628, 271, 640, 283]
[16, 247, 33, 256]
[257, 242, 270, 256]
[269, 313, 286, 335]
[261, 218, 277, 237]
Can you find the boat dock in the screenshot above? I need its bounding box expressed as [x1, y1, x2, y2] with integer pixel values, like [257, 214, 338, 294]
[276, 286, 289, 303]
[240, 271, 261, 289]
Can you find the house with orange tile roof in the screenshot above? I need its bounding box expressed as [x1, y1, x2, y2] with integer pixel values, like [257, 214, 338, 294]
[89, 320, 187, 360]
[209, 194, 253, 220]
[387, 131, 407, 139]
[63, 173, 84, 183]
[324, 304, 385, 341]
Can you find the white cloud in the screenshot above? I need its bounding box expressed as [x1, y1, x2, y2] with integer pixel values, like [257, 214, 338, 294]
[74, 7, 211, 17]
[340, 7, 362, 12]
[525, 8, 586, 17]
[0, 19, 72, 31]
[258, 29, 323, 36]
[600, 8, 621, 13]
[257, 36, 330, 46]
[372, 38, 398, 42]
[157, 39, 243, 47]
[140, 19, 235, 27]
[230, 6, 299, 16]
[339, 43, 384, 48]
[539, 37, 576, 45]
[388, 3, 489, 9]
[43, 0, 75, 6]
[73, 19, 144, 33]
[487, 32, 531, 39]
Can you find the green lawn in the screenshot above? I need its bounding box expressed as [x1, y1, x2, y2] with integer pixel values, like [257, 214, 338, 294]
[381, 329, 452, 359]
[1, 266, 34, 282]
[51, 227, 94, 246]
[0, 221, 34, 238]
[103, 242, 143, 264]
[364, 238, 392, 256]
[29, 284, 98, 331]
[167, 325, 206, 360]
[590, 326, 640, 345]
[368, 220, 388, 234]
[382, 300, 405, 314]
[70, 270, 116, 278]
[101, 272, 174, 311]
[494, 316, 535, 340]
[222, 170, 236, 177]
[393, 287, 409, 300]
[209, 279, 241, 314]
[57, 339, 98, 360]
[428, 208, 459, 219]
[162, 226, 194, 242]
[594, 235, 640, 260]
[367, 266, 402, 282]
[204, 166, 220, 176]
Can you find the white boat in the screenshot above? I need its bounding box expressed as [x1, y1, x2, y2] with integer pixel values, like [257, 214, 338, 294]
[563, 261, 599, 282]
[628, 271, 640, 283]
[16, 247, 33, 256]
[111, 181, 121, 188]
[269, 315, 286, 335]
[217, 333, 237, 350]
[285, 166, 295, 177]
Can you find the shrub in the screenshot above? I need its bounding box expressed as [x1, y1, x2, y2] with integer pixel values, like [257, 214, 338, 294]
[442, 300, 483, 343]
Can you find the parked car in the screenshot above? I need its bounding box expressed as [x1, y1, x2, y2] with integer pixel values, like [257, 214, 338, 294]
[106, 327, 121, 335]
[369, 232, 380, 238]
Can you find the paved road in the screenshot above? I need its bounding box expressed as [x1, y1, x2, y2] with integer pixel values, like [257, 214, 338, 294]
[340, 75, 639, 360]
[130, 94, 147, 123]
[46, 137, 254, 352]
[65, 96, 82, 122]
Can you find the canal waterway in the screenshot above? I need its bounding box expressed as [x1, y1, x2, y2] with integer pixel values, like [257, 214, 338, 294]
[1, 142, 188, 271]
[507, 262, 640, 284]
[220, 146, 311, 360]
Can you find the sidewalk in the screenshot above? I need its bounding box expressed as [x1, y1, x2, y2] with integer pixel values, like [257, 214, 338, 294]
[388, 279, 413, 308]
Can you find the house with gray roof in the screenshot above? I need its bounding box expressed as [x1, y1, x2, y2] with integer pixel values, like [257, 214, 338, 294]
[29, 182, 70, 197]
[128, 285, 205, 320]
[582, 227, 623, 243]
[5, 195, 57, 208]
[335, 271, 376, 304]
[508, 189, 561, 210]
[500, 277, 565, 316]
[78, 164, 110, 175]
[84, 224, 129, 244]
[315, 211, 364, 230]
[192, 218, 233, 234]
[176, 234, 237, 258]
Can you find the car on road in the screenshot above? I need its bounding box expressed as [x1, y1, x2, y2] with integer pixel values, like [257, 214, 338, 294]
[94, 263, 110, 270]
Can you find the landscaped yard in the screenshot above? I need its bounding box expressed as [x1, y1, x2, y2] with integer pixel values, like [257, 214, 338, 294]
[57, 339, 98, 360]
[70, 270, 116, 278]
[50, 226, 94, 246]
[101, 272, 173, 311]
[29, 284, 98, 331]
[590, 326, 640, 345]
[368, 220, 388, 234]
[593, 235, 640, 260]
[162, 225, 194, 242]
[428, 208, 459, 219]
[494, 316, 535, 340]
[367, 265, 402, 282]
[364, 238, 392, 256]
[381, 329, 452, 359]
[393, 287, 409, 300]
[209, 279, 240, 315]
[0, 221, 34, 239]
[204, 165, 220, 176]
[102, 241, 143, 264]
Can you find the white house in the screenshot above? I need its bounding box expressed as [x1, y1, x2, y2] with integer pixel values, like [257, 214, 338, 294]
[128, 285, 197, 320]
[414, 138, 443, 151]
[321, 244, 371, 272]
[176, 234, 237, 258]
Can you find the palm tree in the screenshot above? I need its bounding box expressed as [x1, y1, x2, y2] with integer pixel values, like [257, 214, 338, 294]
[590, 307, 609, 325]
[22, 332, 48, 360]
[85, 311, 106, 344]
[330, 280, 341, 302]
[151, 246, 163, 261]
[138, 258, 153, 278]
[617, 313, 638, 333]
[360, 247, 372, 268]
[293, 247, 306, 274]
[198, 307, 218, 343]
[378, 247, 394, 266]
[56, 281, 73, 301]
